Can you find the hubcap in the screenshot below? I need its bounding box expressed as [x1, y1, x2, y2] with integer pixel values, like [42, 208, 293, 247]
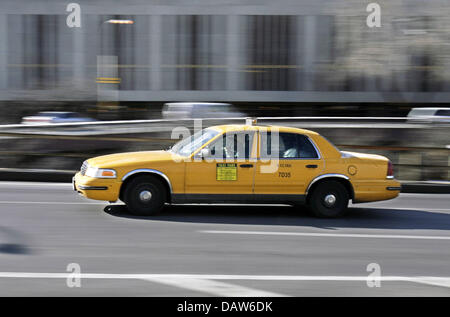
[139, 190, 152, 202]
[323, 194, 336, 207]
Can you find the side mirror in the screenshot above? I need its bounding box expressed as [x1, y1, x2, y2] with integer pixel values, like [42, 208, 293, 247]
[195, 148, 210, 160]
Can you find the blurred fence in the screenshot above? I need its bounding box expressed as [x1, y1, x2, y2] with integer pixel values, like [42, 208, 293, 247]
[0, 117, 448, 181]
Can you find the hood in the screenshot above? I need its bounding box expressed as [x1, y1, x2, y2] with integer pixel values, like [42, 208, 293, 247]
[87, 150, 177, 168]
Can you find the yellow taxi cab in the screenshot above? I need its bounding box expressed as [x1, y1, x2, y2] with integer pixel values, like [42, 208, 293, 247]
[73, 120, 401, 218]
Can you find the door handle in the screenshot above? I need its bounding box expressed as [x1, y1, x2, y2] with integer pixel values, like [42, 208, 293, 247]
[306, 164, 318, 168]
[239, 164, 254, 168]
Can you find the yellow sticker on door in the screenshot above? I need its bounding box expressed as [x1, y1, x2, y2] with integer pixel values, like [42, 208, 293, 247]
[216, 163, 237, 181]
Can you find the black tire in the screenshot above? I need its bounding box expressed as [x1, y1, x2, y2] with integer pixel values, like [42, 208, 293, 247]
[308, 180, 349, 218]
[123, 175, 167, 216]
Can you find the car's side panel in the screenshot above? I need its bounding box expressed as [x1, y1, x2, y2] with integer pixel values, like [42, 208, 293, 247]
[351, 179, 401, 203]
[330, 153, 401, 203]
[117, 163, 185, 195]
[254, 158, 325, 195]
[172, 194, 305, 204]
[305, 173, 351, 196]
[184, 159, 255, 194]
[122, 169, 174, 192]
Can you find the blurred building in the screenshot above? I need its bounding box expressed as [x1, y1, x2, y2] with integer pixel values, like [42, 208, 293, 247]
[1, 0, 450, 103]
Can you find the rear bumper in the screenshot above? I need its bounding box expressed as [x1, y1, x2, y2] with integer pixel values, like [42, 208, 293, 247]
[352, 178, 401, 203]
[73, 172, 120, 202]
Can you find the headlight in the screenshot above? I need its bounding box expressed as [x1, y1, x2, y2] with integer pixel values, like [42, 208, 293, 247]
[85, 165, 117, 178]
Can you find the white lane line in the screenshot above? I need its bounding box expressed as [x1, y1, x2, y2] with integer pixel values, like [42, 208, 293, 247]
[0, 272, 282, 296]
[0, 201, 106, 205]
[0, 273, 449, 290]
[0, 182, 72, 187]
[200, 230, 450, 241]
[142, 276, 285, 297]
[360, 207, 450, 212]
[414, 277, 450, 288]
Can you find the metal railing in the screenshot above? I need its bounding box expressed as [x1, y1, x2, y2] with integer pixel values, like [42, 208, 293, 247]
[0, 117, 448, 181]
[0, 116, 439, 137]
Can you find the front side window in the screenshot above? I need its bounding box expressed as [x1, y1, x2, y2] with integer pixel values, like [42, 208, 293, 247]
[207, 132, 255, 160]
[170, 129, 220, 157]
[260, 132, 319, 159]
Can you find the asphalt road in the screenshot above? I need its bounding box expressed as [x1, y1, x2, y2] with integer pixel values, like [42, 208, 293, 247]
[0, 181, 449, 296]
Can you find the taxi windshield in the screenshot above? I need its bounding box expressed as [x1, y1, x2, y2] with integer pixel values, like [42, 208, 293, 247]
[170, 128, 220, 157]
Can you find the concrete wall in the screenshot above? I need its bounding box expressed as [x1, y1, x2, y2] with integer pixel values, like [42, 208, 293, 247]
[0, 0, 449, 103]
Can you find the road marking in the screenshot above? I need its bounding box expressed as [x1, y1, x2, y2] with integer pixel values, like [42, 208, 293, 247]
[360, 206, 450, 212]
[414, 277, 450, 288]
[0, 201, 105, 205]
[142, 276, 285, 297]
[200, 230, 450, 240]
[0, 272, 283, 296]
[394, 208, 450, 212]
[0, 273, 449, 290]
[0, 182, 72, 187]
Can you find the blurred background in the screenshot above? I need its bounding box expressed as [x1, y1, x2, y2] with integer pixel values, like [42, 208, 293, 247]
[0, 0, 448, 182]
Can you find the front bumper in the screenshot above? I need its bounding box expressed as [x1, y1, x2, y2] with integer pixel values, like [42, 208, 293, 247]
[73, 172, 121, 202]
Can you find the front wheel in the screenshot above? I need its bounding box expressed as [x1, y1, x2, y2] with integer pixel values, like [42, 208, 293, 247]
[308, 181, 349, 218]
[123, 175, 167, 216]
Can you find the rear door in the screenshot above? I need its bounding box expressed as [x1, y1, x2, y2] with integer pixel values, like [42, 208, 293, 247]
[254, 131, 324, 197]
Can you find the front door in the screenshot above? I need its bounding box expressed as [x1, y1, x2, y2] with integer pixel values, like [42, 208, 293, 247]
[185, 131, 257, 197]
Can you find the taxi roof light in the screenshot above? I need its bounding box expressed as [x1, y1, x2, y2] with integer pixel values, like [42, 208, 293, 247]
[245, 117, 257, 126]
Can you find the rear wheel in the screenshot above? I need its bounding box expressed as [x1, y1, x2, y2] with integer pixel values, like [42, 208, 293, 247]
[308, 181, 349, 218]
[123, 175, 167, 216]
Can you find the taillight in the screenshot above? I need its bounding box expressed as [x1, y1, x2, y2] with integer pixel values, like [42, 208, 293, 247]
[387, 160, 394, 178]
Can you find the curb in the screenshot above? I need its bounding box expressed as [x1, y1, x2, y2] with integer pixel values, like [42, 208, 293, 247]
[0, 169, 75, 183]
[400, 182, 450, 194]
[0, 169, 449, 194]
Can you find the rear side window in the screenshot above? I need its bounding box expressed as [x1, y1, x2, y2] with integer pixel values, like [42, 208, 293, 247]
[408, 109, 436, 117]
[260, 132, 319, 159]
[436, 109, 450, 116]
[169, 105, 191, 112]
